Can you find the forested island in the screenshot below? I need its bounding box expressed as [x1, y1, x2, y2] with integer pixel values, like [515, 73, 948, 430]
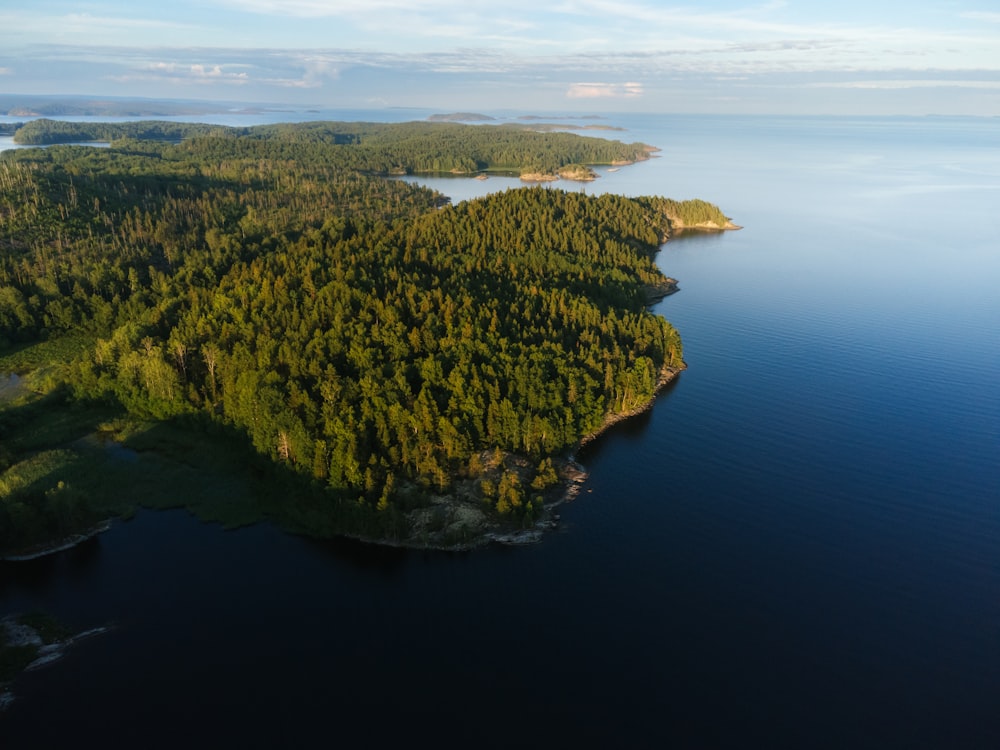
[0, 94, 268, 119]
[10, 118, 655, 180]
[0, 119, 735, 555]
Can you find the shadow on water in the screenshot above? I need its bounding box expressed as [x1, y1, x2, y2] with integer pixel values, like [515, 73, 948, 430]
[299, 531, 494, 579]
[299, 533, 412, 574]
[577, 372, 682, 464]
[0, 533, 104, 597]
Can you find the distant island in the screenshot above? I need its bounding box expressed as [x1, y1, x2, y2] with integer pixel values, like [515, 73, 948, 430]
[0, 94, 274, 118]
[427, 113, 496, 122]
[426, 112, 624, 132]
[0, 118, 736, 555]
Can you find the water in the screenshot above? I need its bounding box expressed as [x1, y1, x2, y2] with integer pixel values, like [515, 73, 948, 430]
[2, 113, 1000, 748]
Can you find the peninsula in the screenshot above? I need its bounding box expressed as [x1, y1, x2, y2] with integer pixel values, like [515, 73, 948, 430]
[0, 119, 736, 554]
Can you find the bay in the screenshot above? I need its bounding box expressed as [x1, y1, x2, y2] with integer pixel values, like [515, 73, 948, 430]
[2, 112, 999, 748]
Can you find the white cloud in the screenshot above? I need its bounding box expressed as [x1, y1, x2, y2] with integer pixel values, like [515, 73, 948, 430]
[961, 12, 1000, 24]
[566, 81, 643, 98]
[114, 60, 253, 87]
[800, 79, 1000, 90]
[0, 11, 193, 38]
[213, 0, 540, 17]
[3, 0, 998, 116]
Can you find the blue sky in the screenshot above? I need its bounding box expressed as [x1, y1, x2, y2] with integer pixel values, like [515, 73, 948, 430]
[1, 1, 998, 114]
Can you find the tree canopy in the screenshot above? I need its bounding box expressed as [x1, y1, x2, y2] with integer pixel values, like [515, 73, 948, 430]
[12, 118, 656, 177]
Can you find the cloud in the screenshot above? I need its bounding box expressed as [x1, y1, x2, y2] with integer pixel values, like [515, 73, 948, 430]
[566, 81, 643, 99]
[211, 0, 421, 16]
[800, 79, 1000, 90]
[0, 10, 194, 40]
[0, 67, 11, 75]
[114, 61, 252, 87]
[961, 12, 1000, 24]
[212, 0, 544, 18]
[725, 40, 837, 53]
[254, 53, 342, 88]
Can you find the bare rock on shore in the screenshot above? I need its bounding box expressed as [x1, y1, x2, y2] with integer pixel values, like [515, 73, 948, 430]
[1, 614, 111, 711]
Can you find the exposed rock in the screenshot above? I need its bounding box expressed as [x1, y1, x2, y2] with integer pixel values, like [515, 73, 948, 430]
[556, 165, 598, 181]
[519, 172, 559, 182]
[668, 217, 742, 233]
[1, 614, 111, 711]
[644, 277, 680, 304]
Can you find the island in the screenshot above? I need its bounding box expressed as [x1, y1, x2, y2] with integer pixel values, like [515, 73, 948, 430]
[427, 113, 496, 122]
[0, 119, 736, 554]
[0, 93, 272, 119]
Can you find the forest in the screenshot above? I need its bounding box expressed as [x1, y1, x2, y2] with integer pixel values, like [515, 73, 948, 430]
[0, 120, 732, 553]
[11, 118, 657, 177]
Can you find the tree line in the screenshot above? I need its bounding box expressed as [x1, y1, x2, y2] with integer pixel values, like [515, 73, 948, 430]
[12, 118, 656, 176]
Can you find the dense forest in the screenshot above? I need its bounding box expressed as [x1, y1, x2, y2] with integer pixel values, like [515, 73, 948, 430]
[12, 118, 657, 177]
[0, 120, 732, 553]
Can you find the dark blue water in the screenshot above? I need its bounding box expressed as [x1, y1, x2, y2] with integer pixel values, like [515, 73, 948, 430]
[3, 114, 999, 749]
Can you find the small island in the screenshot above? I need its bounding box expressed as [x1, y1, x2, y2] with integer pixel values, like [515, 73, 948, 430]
[0, 119, 736, 554]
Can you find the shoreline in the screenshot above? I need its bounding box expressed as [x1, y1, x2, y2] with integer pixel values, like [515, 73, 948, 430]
[0, 520, 112, 562]
[1, 614, 112, 711]
[577, 364, 685, 450]
[336, 364, 685, 553]
[0, 370, 683, 557]
[670, 219, 743, 233]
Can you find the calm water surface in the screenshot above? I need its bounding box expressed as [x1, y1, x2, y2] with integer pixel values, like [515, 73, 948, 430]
[2, 113, 999, 748]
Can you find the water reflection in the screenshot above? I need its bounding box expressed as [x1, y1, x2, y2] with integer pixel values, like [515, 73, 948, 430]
[299, 534, 412, 574]
[0, 534, 104, 599]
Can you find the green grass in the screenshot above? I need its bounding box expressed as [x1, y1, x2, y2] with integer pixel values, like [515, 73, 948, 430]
[0, 448, 81, 496]
[0, 388, 347, 552]
[0, 334, 93, 380]
[1, 345, 383, 553]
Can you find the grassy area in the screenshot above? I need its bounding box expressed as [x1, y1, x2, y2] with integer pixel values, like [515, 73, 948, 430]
[0, 337, 272, 551]
[0, 386, 367, 555]
[0, 336, 391, 556]
[0, 334, 93, 384]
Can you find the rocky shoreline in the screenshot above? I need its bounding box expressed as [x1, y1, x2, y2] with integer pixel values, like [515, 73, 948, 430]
[350, 364, 684, 553]
[579, 364, 684, 450]
[0, 614, 111, 711]
[0, 520, 112, 562]
[669, 217, 743, 233]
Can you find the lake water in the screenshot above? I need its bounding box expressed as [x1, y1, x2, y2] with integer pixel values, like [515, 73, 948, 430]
[2, 112, 1000, 748]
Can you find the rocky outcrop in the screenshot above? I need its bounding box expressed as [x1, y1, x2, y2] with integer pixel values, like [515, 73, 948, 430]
[668, 217, 742, 233]
[644, 277, 680, 304]
[1, 614, 111, 711]
[519, 165, 599, 182]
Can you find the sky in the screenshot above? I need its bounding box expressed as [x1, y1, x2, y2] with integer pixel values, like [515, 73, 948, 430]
[1, 1, 999, 115]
